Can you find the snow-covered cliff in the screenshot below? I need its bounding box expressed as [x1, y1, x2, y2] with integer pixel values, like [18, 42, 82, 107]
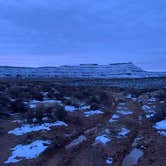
[0, 63, 166, 79]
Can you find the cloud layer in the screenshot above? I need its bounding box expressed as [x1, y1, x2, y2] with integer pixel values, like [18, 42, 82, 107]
[0, 0, 166, 70]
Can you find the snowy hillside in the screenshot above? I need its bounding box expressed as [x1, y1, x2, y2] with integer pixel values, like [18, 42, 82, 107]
[0, 63, 166, 79]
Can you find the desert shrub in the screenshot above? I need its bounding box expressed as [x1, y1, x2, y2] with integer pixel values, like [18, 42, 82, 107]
[41, 83, 54, 92]
[54, 93, 64, 100]
[54, 105, 67, 121]
[11, 100, 27, 113]
[0, 94, 10, 107]
[89, 95, 100, 104]
[33, 92, 43, 101]
[0, 84, 7, 91]
[99, 92, 115, 107]
[69, 97, 81, 107]
[90, 103, 100, 110]
[73, 89, 91, 100]
[47, 89, 56, 98]
[7, 85, 30, 100]
[67, 114, 83, 126]
[30, 88, 43, 101]
[63, 99, 72, 105]
[0, 105, 10, 117]
[152, 103, 166, 122]
[156, 90, 166, 100]
[26, 110, 36, 123]
[26, 104, 46, 123]
[26, 103, 67, 123]
[99, 92, 109, 101]
[8, 86, 21, 98]
[35, 109, 44, 123]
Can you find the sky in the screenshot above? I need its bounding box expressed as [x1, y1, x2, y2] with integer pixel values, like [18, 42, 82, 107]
[0, 0, 166, 71]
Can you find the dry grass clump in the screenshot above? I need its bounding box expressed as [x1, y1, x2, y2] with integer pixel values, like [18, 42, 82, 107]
[26, 103, 67, 123]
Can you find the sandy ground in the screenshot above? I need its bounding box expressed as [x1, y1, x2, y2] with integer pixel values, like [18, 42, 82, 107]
[0, 91, 166, 166]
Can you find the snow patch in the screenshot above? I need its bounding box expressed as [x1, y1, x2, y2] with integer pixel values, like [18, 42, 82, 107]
[142, 105, 155, 119]
[8, 121, 68, 136]
[42, 117, 49, 121]
[95, 135, 111, 144]
[118, 102, 126, 106]
[117, 110, 133, 115]
[145, 114, 154, 119]
[65, 105, 77, 112]
[154, 119, 166, 136]
[109, 114, 120, 123]
[147, 97, 156, 103]
[5, 140, 51, 164]
[79, 105, 91, 110]
[157, 131, 166, 136]
[142, 105, 152, 112]
[12, 120, 22, 123]
[117, 128, 130, 138]
[28, 99, 62, 109]
[155, 119, 166, 130]
[126, 94, 132, 99]
[106, 157, 113, 165]
[84, 110, 104, 117]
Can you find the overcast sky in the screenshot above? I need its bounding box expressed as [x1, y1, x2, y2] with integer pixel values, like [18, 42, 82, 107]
[0, 0, 166, 71]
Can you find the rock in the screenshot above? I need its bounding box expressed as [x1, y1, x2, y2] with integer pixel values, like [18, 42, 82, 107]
[65, 135, 87, 150]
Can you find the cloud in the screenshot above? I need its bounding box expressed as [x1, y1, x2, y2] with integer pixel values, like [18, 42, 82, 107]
[0, 0, 166, 70]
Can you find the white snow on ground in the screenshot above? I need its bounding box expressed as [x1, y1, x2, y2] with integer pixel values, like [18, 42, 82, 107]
[131, 97, 137, 102]
[84, 110, 104, 117]
[40, 92, 48, 96]
[109, 114, 120, 123]
[118, 102, 126, 106]
[117, 110, 133, 115]
[106, 157, 113, 165]
[79, 105, 91, 110]
[117, 128, 130, 138]
[28, 99, 62, 109]
[64, 105, 77, 112]
[42, 117, 49, 121]
[154, 119, 166, 136]
[95, 135, 111, 144]
[5, 140, 51, 164]
[64, 96, 71, 100]
[116, 103, 133, 115]
[126, 94, 132, 99]
[65, 105, 91, 112]
[145, 114, 154, 119]
[142, 105, 152, 112]
[8, 121, 68, 136]
[65, 135, 87, 149]
[147, 97, 156, 103]
[12, 120, 22, 123]
[142, 105, 156, 118]
[157, 131, 166, 136]
[105, 128, 111, 134]
[112, 114, 120, 119]
[126, 94, 137, 102]
[32, 118, 38, 123]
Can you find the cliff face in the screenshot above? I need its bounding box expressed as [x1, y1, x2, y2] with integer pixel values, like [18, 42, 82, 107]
[0, 63, 166, 79]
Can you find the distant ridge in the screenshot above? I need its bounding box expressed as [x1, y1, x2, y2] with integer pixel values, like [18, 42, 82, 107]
[0, 62, 139, 68]
[0, 62, 166, 79]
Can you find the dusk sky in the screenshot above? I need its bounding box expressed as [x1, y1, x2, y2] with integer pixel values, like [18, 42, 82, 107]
[0, 0, 166, 71]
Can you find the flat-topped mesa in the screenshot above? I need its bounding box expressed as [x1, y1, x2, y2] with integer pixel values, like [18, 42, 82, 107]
[0, 63, 166, 79]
